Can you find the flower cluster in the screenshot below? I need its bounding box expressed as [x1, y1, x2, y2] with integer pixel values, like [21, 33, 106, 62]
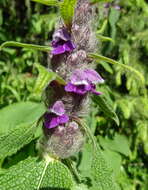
[45, 28, 104, 130]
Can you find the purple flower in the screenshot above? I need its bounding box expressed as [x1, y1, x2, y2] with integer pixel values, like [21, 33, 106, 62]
[44, 101, 69, 129]
[65, 69, 104, 95]
[51, 28, 76, 55]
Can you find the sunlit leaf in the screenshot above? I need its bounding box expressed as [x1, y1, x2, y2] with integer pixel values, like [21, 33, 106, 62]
[0, 157, 74, 190]
[78, 120, 119, 190]
[0, 102, 46, 134]
[102, 149, 122, 177]
[0, 122, 37, 159]
[98, 134, 131, 156]
[91, 148, 119, 190]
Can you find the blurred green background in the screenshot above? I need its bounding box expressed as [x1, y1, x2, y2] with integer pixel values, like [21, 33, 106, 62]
[0, 0, 147, 189]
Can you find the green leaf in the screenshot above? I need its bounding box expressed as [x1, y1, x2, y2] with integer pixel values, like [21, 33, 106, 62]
[31, 0, 59, 6]
[0, 102, 46, 134]
[116, 99, 131, 119]
[0, 41, 51, 52]
[93, 95, 119, 126]
[60, 0, 77, 28]
[98, 61, 113, 74]
[91, 148, 119, 190]
[102, 149, 122, 177]
[78, 143, 92, 173]
[0, 157, 74, 189]
[137, 120, 148, 154]
[109, 7, 120, 29]
[98, 134, 131, 156]
[96, 19, 108, 34]
[33, 64, 65, 98]
[0, 122, 37, 159]
[78, 121, 119, 190]
[89, 53, 145, 84]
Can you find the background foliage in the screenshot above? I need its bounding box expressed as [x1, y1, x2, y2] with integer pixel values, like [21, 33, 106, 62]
[0, 0, 147, 189]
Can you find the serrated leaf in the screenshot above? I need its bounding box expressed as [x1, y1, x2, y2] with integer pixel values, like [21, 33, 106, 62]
[78, 121, 119, 190]
[89, 53, 145, 84]
[91, 148, 119, 190]
[0, 102, 46, 134]
[60, 0, 77, 28]
[0, 122, 37, 159]
[93, 95, 119, 126]
[0, 41, 51, 52]
[31, 0, 59, 6]
[78, 143, 92, 173]
[102, 149, 122, 177]
[98, 134, 131, 156]
[33, 64, 65, 97]
[0, 157, 74, 190]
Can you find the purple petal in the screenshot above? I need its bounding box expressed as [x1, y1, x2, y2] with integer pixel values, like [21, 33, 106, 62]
[70, 69, 104, 85]
[53, 28, 71, 42]
[44, 113, 69, 129]
[52, 45, 65, 55]
[61, 29, 71, 41]
[65, 82, 88, 95]
[49, 114, 69, 128]
[44, 113, 57, 129]
[84, 69, 104, 84]
[49, 117, 59, 128]
[65, 82, 77, 92]
[58, 114, 69, 124]
[52, 41, 75, 55]
[52, 39, 64, 48]
[50, 101, 65, 116]
[64, 41, 76, 52]
[70, 70, 88, 85]
[75, 85, 88, 94]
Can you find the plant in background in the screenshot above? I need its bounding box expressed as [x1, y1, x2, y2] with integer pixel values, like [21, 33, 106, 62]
[0, 0, 147, 190]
